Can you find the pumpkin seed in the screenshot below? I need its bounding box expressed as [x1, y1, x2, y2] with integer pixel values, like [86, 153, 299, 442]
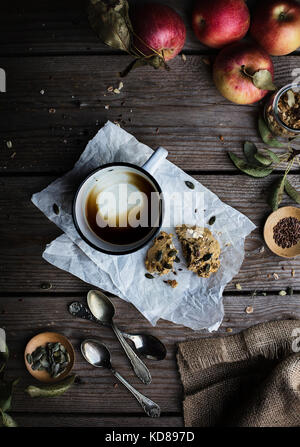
[163, 262, 172, 269]
[53, 203, 60, 215]
[268, 176, 285, 211]
[185, 181, 195, 190]
[145, 273, 154, 279]
[41, 282, 52, 290]
[204, 264, 210, 272]
[26, 354, 32, 364]
[168, 250, 177, 258]
[228, 152, 273, 177]
[155, 250, 163, 261]
[31, 362, 40, 371]
[258, 116, 284, 148]
[202, 253, 212, 261]
[174, 256, 180, 263]
[285, 179, 300, 204]
[208, 216, 216, 225]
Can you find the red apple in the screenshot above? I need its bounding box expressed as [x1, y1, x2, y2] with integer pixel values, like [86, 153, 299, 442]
[213, 42, 274, 104]
[250, 0, 300, 56]
[130, 3, 186, 61]
[192, 0, 250, 49]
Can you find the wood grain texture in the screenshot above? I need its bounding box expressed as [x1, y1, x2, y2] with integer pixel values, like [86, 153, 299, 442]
[0, 55, 299, 173]
[1, 174, 300, 293]
[1, 0, 291, 56]
[1, 294, 299, 417]
[12, 414, 183, 427]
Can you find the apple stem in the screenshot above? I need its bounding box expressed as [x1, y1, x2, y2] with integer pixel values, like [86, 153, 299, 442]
[241, 65, 254, 79]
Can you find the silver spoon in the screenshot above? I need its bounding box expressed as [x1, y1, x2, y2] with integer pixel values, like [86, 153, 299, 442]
[81, 339, 160, 418]
[87, 290, 152, 385]
[68, 301, 167, 361]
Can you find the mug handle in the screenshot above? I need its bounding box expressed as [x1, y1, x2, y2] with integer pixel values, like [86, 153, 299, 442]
[142, 147, 168, 175]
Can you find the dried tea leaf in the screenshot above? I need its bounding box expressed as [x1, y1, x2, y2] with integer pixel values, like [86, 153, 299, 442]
[228, 152, 273, 177]
[285, 179, 300, 204]
[268, 176, 285, 211]
[254, 151, 272, 166]
[88, 0, 132, 52]
[26, 375, 76, 398]
[252, 69, 276, 91]
[258, 116, 284, 148]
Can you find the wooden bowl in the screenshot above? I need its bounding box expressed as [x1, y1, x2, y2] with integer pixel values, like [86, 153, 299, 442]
[264, 206, 300, 258]
[24, 332, 75, 383]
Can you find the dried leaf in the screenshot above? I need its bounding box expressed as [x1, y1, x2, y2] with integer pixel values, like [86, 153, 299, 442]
[228, 152, 273, 178]
[285, 179, 300, 204]
[88, 0, 132, 52]
[258, 116, 284, 148]
[252, 69, 276, 91]
[26, 375, 76, 398]
[268, 177, 285, 211]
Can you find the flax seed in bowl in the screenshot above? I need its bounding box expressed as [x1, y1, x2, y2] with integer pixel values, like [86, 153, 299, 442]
[264, 206, 300, 258]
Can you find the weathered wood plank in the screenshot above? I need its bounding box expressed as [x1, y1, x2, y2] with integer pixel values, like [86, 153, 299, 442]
[12, 414, 183, 427]
[1, 294, 299, 414]
[1, 174, 300, 293]
[1, 0, 291, 56]
[0, 55, 299, 173]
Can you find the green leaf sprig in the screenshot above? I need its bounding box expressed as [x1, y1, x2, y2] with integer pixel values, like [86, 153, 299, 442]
[88, 0, 170, 76]
[0, 344, 18, 427]
[228, 115, 300, 211]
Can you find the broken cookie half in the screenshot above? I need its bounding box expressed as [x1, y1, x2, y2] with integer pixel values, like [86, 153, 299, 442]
[176, 224, 220, 278]
[145, 231, 178, 276]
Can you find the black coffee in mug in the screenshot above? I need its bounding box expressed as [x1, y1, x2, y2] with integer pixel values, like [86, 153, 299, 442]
[73, 147, 167, 255]
[85, 169, 159, 245]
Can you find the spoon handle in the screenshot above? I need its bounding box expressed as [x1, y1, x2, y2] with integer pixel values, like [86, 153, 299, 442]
[112, 369, 160, 418]
[112, 323, 152, 385]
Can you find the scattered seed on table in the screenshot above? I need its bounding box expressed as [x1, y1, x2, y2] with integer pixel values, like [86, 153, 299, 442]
[235, 283, 242, 291]
[6, 141, 12, 149]
[279, 290, 287, 296]
[245, 306, 253, 314]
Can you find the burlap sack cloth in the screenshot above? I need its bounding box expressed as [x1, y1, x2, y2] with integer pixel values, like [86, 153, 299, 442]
[177, 320, 300, 427]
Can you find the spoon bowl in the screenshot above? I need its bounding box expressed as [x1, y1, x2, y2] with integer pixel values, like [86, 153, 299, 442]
[124, 333, 167, 360]
[81, 339, 161, 418]
[87, 290, 115, 324]
[81, 339, 111, 369]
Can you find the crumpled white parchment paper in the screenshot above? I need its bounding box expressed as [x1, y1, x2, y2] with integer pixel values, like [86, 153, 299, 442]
[32, 121, 255, 331]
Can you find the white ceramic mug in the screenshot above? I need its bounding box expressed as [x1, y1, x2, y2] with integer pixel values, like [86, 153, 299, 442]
[73, 147, 168, 255]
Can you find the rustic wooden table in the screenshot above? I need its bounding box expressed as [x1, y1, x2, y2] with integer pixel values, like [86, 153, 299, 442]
[1, 0, 300, 428]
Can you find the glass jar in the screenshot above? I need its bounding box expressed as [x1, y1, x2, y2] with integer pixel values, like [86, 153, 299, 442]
[264, 83, 300, 138]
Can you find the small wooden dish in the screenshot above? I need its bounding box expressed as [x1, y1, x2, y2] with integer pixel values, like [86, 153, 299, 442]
[264, 206, 300, 258]
[24, 332, 75, 383]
